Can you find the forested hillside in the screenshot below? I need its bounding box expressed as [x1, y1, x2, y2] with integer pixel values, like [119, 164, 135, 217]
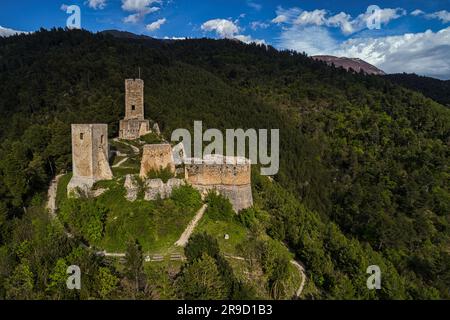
[386, 73, 450, 108]
[0, 28, 449, 299]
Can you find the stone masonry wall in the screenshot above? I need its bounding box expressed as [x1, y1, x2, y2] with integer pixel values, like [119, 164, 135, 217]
[140, 144, 175, 178]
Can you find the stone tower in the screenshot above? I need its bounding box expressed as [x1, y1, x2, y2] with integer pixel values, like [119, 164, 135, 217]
[119, 79, 150, 140]
[68, 124, 113, 196]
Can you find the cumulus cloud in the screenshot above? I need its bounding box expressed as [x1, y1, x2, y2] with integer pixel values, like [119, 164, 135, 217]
[410, 9, 450, 23]
[0, 25, 29, 37]
[294, 9, 327, 26]
[277, 23, 450, 79]
[201, 19, 240, 38]
[146, 18, 166, 31]
[271, 7, 302, 24]
[426, 10, 450, 23]
[123, 7, 160, 23]
[335, 27, 450, 79]
[122, 0, 161, 23]
[201, 18, 265, 45]
[410, 9, 425, 16]
[122, 0, 160, 12]
[85, 0, 107, 10]
[273, 7, 405, 35]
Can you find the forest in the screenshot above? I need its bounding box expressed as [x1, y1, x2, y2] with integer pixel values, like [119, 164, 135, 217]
[0, 28, 449, 299]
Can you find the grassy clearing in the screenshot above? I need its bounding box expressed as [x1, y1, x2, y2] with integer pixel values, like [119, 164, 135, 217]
[195, 216, 249, 255]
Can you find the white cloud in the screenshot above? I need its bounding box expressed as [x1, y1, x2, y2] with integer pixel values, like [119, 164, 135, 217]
[163, 36, 186, 40]
[277, 23, 450, 79]
[277, 25, 338, 55]
[85, 0, 107, 10]
[294, 9, 327, 26]
[335, 27, 450, 79]
[121, 0, 161, 12]
[272, 7, 302, 24]
[273, 7, 405, 35]
[250, 21, 269, 30]
[201, 18, 265, 45]
[0, 25, 29, 37]
[426, 10, 450, 23]
[410, 9, 425, 16]
[146, 18, 166, 32]
[123, 7, 159, 23]
[201, 19, 240, 38]
[121, 0, 161, 23]
[234, 34, 266, 45]
[247, 1, 262, 11]
[327, 12, 354, 34]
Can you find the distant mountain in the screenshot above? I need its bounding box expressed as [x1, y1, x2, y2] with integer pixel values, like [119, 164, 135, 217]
[312, 55, 386, 76]
[385, 73, 450, 108]
[100, 29, 155, 40]
[100, 29, 182, 44]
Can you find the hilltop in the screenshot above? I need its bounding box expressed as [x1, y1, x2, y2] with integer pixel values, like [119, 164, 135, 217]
[0, 28, 449, 300]
[312, 55, 386, 75]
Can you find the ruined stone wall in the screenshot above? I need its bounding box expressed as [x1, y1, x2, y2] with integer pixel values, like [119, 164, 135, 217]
[119, 119, 150, 140]
[184, 155, 253, 212]
[185, 157, 251, 186]
[125, 79, 144, 120]
[140, 144, 175, 178]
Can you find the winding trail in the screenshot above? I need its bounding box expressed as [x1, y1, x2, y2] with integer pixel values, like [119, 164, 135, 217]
[46, 174, 64, 218]
[113, 138, 140, 154]
[112, 157, 129, 168]
[175, 204, 208, 247]
[225, 254, 307, 299]
[290, 259, 306, 298]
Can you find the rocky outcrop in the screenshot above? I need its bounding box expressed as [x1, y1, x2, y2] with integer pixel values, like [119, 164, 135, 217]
[124, 174, 140, 201]
[124, 175, 185, 201]
[193, 184, 253, 213]
[145, 178, 185, 200]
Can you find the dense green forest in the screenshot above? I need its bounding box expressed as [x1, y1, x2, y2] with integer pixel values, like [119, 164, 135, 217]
[0, 28, 449, 299]
[385, 73, 450, 108]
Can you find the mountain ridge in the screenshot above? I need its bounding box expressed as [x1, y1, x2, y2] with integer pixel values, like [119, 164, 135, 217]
[312, 55, 386, 76]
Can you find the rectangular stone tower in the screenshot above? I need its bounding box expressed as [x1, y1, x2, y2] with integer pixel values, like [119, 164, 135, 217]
[68, 124, 113, 196]
[125, 79, 144, 120]
[119, 79, 150, 140]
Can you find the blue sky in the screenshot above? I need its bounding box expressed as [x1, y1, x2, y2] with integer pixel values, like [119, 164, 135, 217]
[1, 0, 450, 78]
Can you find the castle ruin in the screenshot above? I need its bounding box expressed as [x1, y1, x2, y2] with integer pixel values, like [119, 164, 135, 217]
[140, 144, 176, 178]
[119, 79, 150, 140]
[184, 155, 253, 212]
[67, 78, 254, 212]
[68, 124, 113, 196]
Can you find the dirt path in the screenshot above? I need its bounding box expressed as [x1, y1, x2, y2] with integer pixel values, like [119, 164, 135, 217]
[46, 174, 64, 218]
[113, 138, 140, 154]
[112, 157, 129, 168]
[225, 254, 306, 298]
[175, 204, 208, 247]
[290, 259, 306, 298]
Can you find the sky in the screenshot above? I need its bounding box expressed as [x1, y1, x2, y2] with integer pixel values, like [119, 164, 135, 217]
[1, 0, 450, 79]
